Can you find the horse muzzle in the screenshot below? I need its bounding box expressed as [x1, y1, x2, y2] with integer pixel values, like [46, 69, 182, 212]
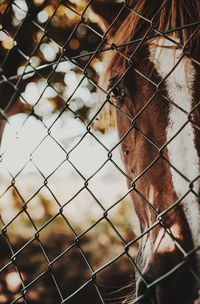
[136, 250, 197, 304]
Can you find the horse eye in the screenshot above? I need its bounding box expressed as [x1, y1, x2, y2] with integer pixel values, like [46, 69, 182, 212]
[108, 78, 126, 101]
[112, 85, 122, 98]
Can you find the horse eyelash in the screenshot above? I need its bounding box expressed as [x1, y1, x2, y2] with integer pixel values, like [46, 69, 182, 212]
[112, 85, 124, 98]
[108, 79, 126, 102]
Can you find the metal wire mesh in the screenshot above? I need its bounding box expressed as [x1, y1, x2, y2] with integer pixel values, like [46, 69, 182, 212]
[0, 1, 199, 303]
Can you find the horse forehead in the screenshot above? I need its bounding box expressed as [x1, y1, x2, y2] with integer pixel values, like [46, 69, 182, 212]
[149, 37, 196, 94]
[147, 37, 200, 267]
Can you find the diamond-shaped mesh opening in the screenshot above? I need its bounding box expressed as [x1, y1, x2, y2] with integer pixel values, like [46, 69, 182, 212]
[21, 270, 62, 304]
[13, 239, 49, 286]
[47, 3, 82, 45]
[87, 160, 130, 208]
[12, 166, 45, 202]
[95, 253, 136, 303]
[3, 212, 36, 253]
[47, 164, 84, 205]
[20, 189, 60, 228]
[38, 214, 75, 262]
[61, 188, 104, 233]
[51, 244, 92, 299]
[106, 199, 138, 243]
[78, 218, 127, 270]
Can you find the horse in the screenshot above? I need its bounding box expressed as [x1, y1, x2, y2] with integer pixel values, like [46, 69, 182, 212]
[92, 0, 200, 303]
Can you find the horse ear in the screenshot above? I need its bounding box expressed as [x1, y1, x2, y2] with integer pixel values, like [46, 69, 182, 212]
[88, 1, 124, 33]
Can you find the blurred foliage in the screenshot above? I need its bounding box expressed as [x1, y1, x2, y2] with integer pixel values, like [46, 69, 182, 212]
[0, 180, 137, 303]
[0, 231, 135, 304]
[0, 1, 137, 303]
[0, 190, 136, 304]
[0, 0, 104, 123]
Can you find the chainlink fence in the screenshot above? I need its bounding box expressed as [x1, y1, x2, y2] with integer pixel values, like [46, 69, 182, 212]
[0, 1, 199, 304]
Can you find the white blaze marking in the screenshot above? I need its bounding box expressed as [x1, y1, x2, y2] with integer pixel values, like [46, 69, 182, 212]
[154, 228, 175, 254]
[153, 224, 181, 254]
[149, 38, 200, 263]
[149, 184, 154, 205]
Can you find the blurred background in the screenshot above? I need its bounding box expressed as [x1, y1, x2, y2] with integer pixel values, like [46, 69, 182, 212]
[0, 1, 139, 303]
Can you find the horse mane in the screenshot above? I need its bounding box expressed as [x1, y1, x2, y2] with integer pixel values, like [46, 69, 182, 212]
[96, 0, 200, 131]
[107, 0, 200, 80]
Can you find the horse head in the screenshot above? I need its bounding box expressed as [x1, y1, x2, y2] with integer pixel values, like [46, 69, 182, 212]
[93, 1, 200, 303]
